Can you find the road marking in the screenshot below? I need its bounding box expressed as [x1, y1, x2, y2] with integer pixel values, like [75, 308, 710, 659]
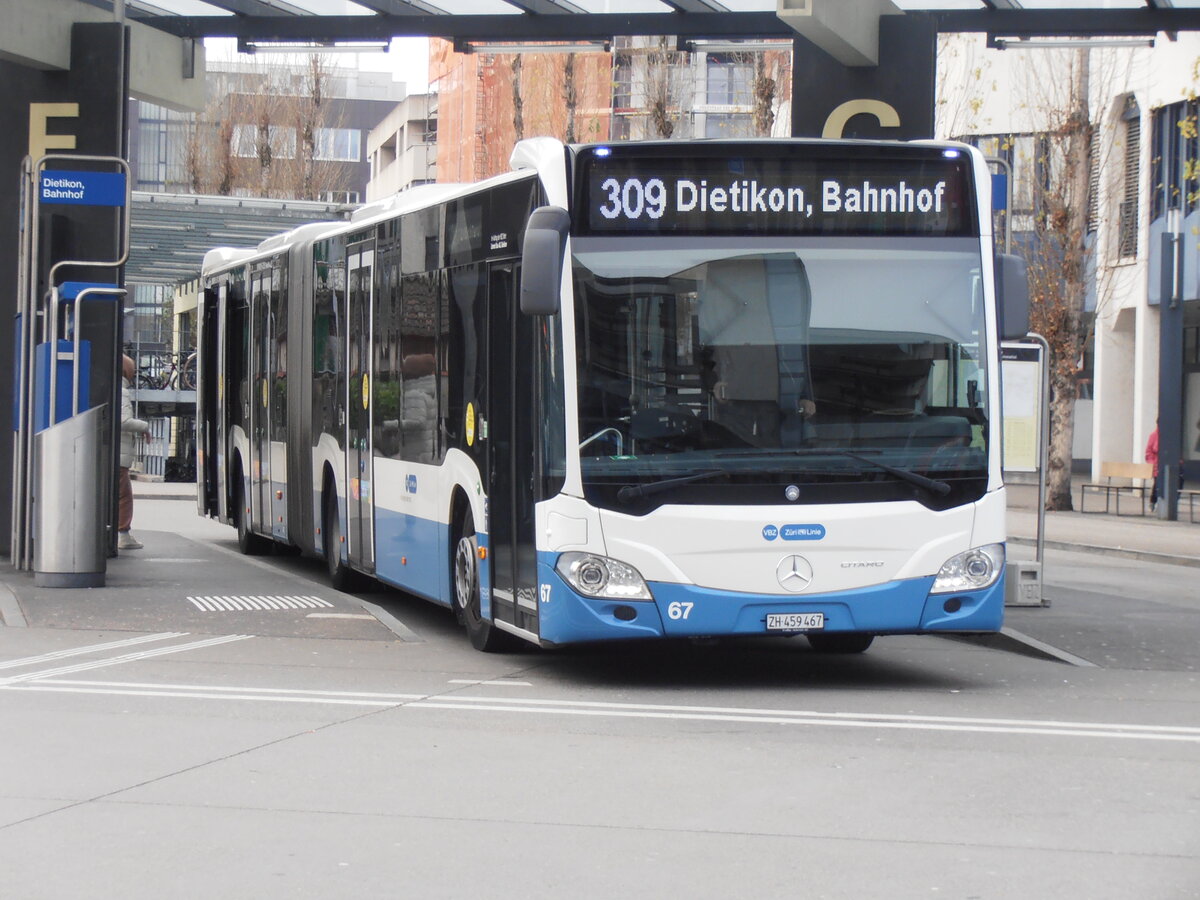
[33, 679, 424, 699]
[0, 632, 186, 671]
[448, 679, 533, 687]
[0, 634, 254, 685]
[410, 698, 1200, 743]
[13, 684, 402, 707]
[1, 677, 1197, 744]
[187, 595, 335, 612]
[305, 613, 376, 620]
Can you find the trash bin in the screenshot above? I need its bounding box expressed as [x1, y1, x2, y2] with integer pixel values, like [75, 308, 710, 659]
[33, 404, 109, 588]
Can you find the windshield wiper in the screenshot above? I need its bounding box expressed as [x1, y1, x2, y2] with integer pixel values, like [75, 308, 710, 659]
[836, 451, 951, 496]
[713, 447, 952, 496]
[617, 470, 727, 503]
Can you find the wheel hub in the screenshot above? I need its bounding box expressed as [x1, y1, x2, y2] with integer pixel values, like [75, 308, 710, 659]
[455, 536, 476, 611]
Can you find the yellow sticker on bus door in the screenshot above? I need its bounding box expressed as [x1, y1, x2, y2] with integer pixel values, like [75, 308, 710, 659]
[362, 373, 370, 409]
[465, 402, 476, 447]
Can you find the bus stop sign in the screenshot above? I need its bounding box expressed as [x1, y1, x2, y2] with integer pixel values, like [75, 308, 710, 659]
[39, 170, 126, 207]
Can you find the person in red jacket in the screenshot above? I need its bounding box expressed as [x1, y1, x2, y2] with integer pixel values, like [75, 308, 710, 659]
[1145, 423, 1160, 506]
[1146, 421, 1186, 509]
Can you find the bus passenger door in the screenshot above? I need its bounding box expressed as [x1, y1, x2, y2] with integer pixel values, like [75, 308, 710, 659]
[198, 287, 220, 517]
[486, 262, 539, 636]
[224, 279, 250, 524]
[346, 242, 375, 573]
[250, 272, 272, 535]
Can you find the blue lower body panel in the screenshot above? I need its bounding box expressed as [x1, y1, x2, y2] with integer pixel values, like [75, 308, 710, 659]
[535, 551, 1005, 645]
[374, 507, 451, 606]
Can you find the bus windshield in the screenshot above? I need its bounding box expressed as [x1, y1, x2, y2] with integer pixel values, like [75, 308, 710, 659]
[572, 236, 989, 512]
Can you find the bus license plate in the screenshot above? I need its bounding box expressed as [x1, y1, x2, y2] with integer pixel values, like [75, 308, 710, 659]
[766, 612, 825, 632]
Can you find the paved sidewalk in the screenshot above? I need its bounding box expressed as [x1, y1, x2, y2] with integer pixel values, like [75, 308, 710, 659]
[1005, 478, 1200, 568]
[131, 477, 197, 502]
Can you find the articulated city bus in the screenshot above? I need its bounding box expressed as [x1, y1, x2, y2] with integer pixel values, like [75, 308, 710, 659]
[197, 137, 1028, 653]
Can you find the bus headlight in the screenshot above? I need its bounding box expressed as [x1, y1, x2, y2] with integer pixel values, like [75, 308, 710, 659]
[931, 543, 1005, 594]
[555, 552, 653, 601]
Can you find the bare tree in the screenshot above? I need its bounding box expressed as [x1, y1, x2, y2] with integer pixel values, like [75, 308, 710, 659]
[1015, 48, 1146, 509]
[182, 57, 353, 202]
[512, 55, 525, 142]
[290, 54, 333, 201]
[563, 53, 577, 144]
[1024, 50, 1094, 508]
[645, 38, 689, 139]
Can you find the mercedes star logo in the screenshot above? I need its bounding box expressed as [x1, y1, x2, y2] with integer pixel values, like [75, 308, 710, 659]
[776, 555, 814, 592]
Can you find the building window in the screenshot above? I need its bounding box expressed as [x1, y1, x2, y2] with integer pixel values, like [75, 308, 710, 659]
[319, 190, 360, 204]
[1150, 98, 1200, 223]
[314, 127, 362, 162]
[612, 54, 634, 109]
[1118, 98, 1141, 259]
[705, 54, 752, 106]
[233, 124, 296, 160]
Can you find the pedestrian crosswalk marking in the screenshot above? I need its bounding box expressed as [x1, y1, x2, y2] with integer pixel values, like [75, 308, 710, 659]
[186, 595, 336, 612]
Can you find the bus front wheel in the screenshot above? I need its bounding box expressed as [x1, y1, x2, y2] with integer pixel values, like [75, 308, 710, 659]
[453, 509, 515, 653]
[806, 633, 875, 654]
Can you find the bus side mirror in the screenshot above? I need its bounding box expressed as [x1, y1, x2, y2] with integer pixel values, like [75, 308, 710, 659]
[520, 205, 570, 316]
[997, 253, 1030, 340]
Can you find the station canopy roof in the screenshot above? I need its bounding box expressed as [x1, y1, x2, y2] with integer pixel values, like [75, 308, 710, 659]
[78, 0, 1200, 46]
[128, 192, 348, 285]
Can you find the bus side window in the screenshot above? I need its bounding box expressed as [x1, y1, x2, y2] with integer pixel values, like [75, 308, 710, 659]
[400, 272, 439, 464]
[445, 264, 486, 458]
[374, 256, 403, 460]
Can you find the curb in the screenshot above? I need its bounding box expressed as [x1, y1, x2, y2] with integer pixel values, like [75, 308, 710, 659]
[1008, 536, 1200, 569]
[0, 582, 27, 627]
[944, 626, 1097, 667]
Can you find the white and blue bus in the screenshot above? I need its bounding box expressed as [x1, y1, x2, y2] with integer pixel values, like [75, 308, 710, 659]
[197, 137, 1029, 653]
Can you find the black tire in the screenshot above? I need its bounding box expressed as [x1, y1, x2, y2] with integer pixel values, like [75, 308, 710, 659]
[453, 509, 518, 653]
[181, 357, 196, 390]
[323, 489, 357, 592]
[234, 476, 268, 556]
[806, 632, 875, 654]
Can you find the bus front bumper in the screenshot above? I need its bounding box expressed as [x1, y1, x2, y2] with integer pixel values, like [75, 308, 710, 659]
[534, 555, 1005, 645]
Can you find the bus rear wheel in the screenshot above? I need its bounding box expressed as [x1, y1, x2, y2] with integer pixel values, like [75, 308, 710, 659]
[234, 476, 267, 555]
[323, 490, 356, 592]
[453, 509, 516, 653]
[806, 633, 875, 654]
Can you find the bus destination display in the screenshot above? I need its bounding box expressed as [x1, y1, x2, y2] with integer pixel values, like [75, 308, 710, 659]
[580, 149, 974, 237]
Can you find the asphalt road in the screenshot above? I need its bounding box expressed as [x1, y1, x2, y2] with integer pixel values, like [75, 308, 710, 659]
[0, 500, 1197, 899]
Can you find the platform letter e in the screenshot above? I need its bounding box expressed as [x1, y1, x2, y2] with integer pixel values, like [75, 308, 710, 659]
[29, 103, 79, 161]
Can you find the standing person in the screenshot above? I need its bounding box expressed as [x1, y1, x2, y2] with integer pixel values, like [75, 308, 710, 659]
[1145, 421, 1161, 509]
[119, 355, 150, 550]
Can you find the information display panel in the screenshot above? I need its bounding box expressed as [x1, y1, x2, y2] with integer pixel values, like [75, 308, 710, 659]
[1000, 342, 1044, 474]
[574, 143, 978, 238]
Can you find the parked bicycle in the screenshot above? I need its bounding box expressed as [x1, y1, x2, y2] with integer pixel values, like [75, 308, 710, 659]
[132, 351, 196, 391]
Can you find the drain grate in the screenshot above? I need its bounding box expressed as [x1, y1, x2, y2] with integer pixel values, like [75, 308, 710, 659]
[187, 595, 337, 612]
